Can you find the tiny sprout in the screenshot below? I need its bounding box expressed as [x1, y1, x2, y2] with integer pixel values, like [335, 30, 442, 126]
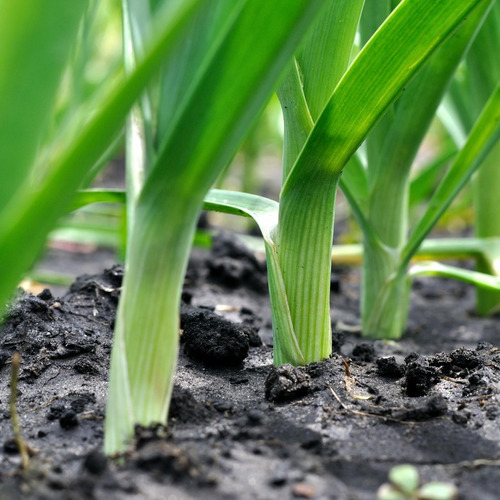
[377, 465, 458, 500]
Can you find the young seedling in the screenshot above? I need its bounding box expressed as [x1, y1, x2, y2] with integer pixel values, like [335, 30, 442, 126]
[377, 464, 458, 500]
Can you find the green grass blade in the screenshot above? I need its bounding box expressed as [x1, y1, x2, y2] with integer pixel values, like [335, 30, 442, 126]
[0, 1, 89, 213]
[402, 83, 500, 268]
[276, 62, 314, 180]
[156, 1, 246, 145]
[339, 154, 370, 234]
[466, 1, 500, 111]
[472, 141, 500, 314]
[122, 0, 154, 217]
[203, 190, 279, 238]
[277, 0, 363, 178]
[466, 2, 500, 314]
[358, 0, 394, 170]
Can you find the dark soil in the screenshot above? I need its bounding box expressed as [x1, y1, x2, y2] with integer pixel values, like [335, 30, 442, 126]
[1, 232, 500, 499]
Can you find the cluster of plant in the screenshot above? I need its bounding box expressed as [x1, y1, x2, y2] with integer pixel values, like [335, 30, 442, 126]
[1, 0, 500, 456]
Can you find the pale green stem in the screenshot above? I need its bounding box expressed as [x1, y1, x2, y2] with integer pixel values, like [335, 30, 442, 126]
[276, 60, 313, 182]
[277, 169, 338, 363]
[105, 196, 199, 454]
[473, 140, 500, 314]
[362, 171, 410, 339]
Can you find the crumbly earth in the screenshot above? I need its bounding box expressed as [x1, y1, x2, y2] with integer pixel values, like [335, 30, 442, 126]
[1, 233, 500, 499]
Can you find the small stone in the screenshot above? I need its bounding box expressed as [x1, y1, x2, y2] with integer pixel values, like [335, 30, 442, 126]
[405, 362, 439, 397]
[269, 464, 289, 486]
[486, 406, 500, 420]
[404, 352, 420, 364]
[292, 482, 315, 498]
[468, 371, 486, 386]
[37, 288, 53, 301]
[3, 439, 18, 454]
[47, 403, 65, 421]
[330, 274, 341, 294]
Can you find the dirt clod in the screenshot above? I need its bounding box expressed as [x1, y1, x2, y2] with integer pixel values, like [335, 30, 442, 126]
[208, 232, 267, 292]
[265, 364, 312, 402]
[181, 306, 249, 366]
[83, 449, 107, 475]
[59, 409, 78, 429]
[377, 356, 405, 378]
[405, 361, 439, 397]
[352, 343, 376, 362]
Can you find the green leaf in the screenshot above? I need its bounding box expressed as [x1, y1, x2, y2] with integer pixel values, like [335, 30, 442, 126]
[0, 0, 205, 314]
[203, 190, 305, 365]
[418, 482, 458, 500]
[278, 0, 363, 177]
[402, 82, 500, 268]
[71, 189, 127, 212]
[203, 190, 279, 240]
[297, 0, 364, 121]
[339, 154, 370, 235]
[389, 465, 419, 494]
[409, 261, 500, 292]
[0, 0, 89, 213]
[377, 484, 408, 500]
[409, 148, 456, 209]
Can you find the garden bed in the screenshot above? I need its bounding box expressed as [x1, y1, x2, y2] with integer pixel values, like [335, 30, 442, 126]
[1, 233, 500, 499]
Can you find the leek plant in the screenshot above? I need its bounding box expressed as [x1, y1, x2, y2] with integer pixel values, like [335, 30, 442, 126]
[346, 0, 499, 338]
[202, 0, 500, 358]
[442, 1, 500, 315]
[103, 0, 331, 454]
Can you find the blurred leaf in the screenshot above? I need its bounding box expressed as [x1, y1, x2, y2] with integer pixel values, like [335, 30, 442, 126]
[0, 1, 89, 213]
[389, 465, 419, 494]
[402, 83, 500, 267]
[418, 482, 458, 500]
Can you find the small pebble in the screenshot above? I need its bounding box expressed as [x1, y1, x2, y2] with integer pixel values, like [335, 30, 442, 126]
[292, 482, 315, 498]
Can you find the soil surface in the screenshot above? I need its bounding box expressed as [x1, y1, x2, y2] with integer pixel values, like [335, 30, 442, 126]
[1, 232, 500, 499]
